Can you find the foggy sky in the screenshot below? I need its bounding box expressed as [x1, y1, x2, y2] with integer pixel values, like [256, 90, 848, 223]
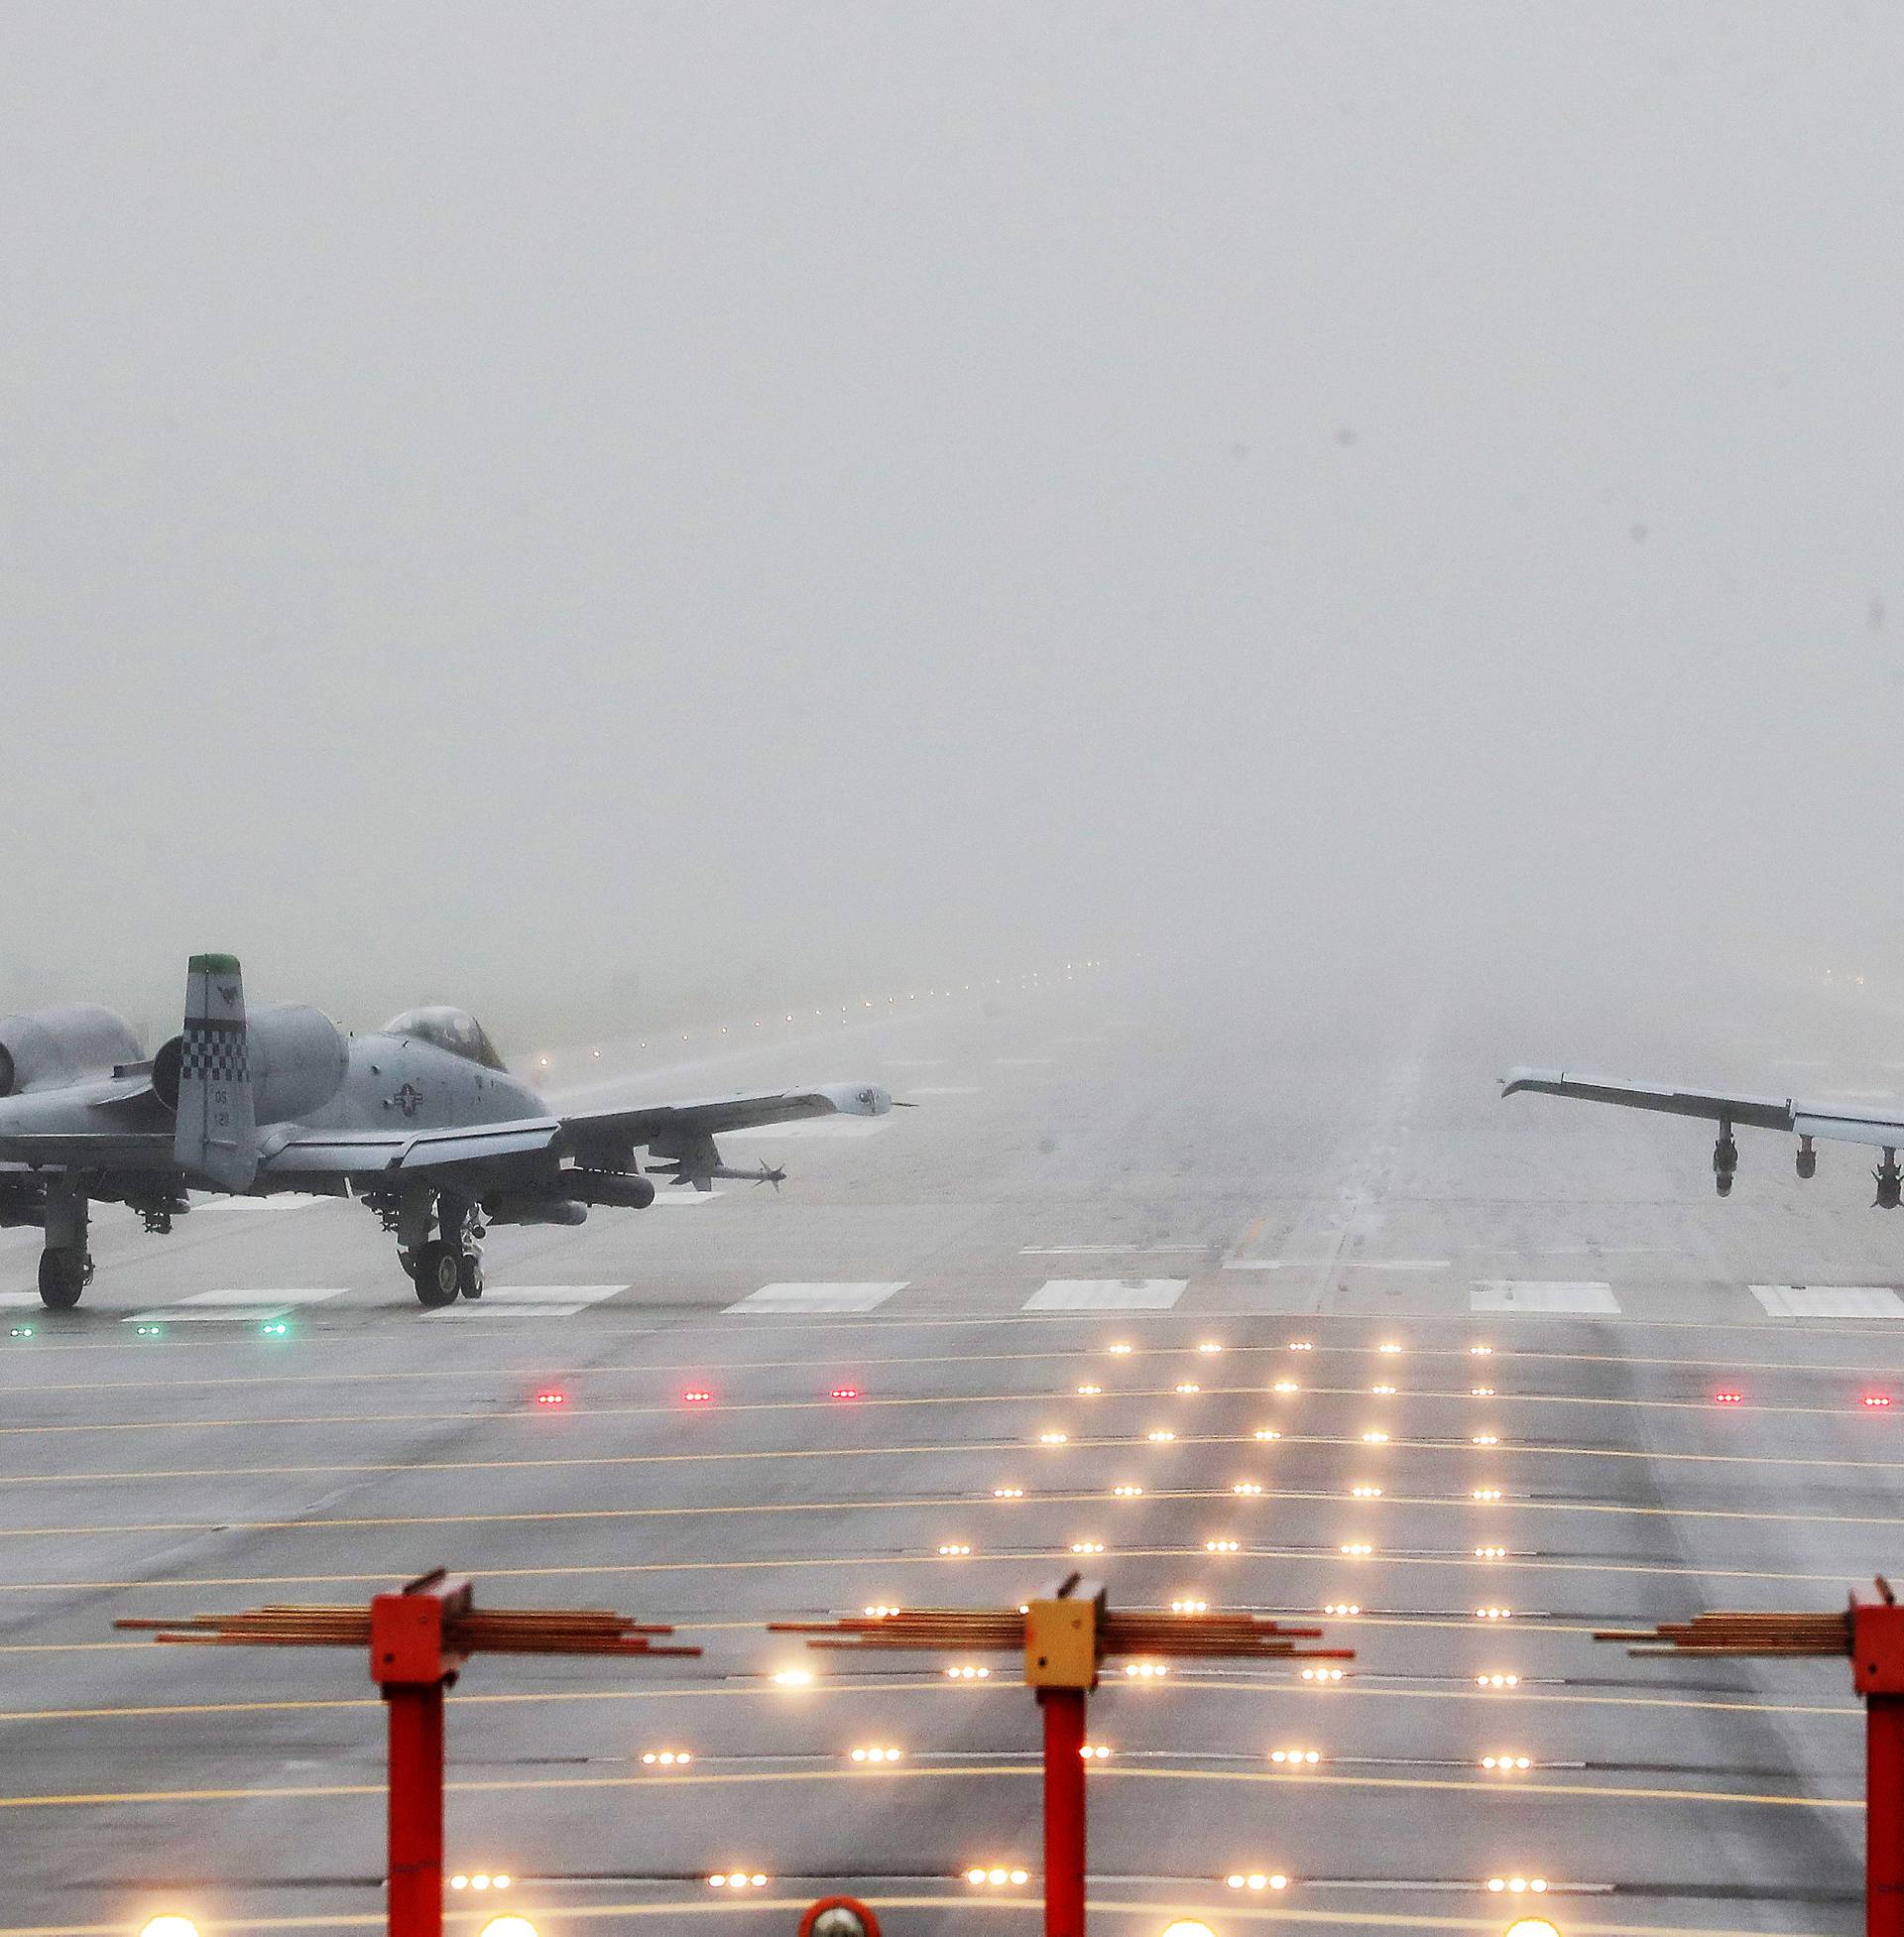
[4, 4, 1901, 1044]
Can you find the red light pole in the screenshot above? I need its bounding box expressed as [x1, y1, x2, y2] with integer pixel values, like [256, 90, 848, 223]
[119, 1568, 699, 1937]
[774, 1572, 1351, 1937]
[1601, 1577, 1904, 1937]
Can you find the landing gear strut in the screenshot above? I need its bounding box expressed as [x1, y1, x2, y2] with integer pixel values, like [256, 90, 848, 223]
[1713, 1124, 1738, 1198]
[397, 1189, 484, 1307]
[37, 1185, 92, 1309]
[1796, 1134, 1817, 1181]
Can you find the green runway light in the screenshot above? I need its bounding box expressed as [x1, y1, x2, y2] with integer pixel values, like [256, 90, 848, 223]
[260, 1320, 292, 1337]
[9, 1325, 34, 1338]
[134, 1324, 163, 1338]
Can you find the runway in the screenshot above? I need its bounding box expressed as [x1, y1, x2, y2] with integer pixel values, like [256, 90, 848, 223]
[2, 969, 1898, 1935]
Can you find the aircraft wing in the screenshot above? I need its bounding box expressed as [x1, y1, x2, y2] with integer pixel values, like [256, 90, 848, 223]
[253, 1083, 894, 1187]
[0, 1130, 176, 1166]
[556, 1081, 894, 1166]
[1501, 1066, 1904, 1150]
[1498, 1068, 1798, 1133]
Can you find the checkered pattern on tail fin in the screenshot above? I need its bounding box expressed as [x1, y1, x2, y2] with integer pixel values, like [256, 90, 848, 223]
[173, 954, 257, 1191]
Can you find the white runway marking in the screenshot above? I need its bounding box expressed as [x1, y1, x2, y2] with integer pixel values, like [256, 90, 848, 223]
[1223, 1258, 1450, 1271]
[907, 1085, 982, 1096]
[0, 1291, 46, 1307]
[474, 1285, 626, 1303]
[1471, 1279, 1620, 1313]
[725, 1118, 892, 1140]
[725, 1281, 909, 1314]
[1022, 1278, 1187, 1311]
[126, 1306, 301, 1324]
[123, 1289, 343, 1324]
[1752, 1285, 1904, 1319]
[193, 1193, 338, 1211]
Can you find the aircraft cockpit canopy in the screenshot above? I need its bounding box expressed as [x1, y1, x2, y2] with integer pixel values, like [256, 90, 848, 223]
[381, 1006, 509, 1073]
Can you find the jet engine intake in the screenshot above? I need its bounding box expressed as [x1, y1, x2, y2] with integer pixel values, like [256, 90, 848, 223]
[151, 1001, 348, 1124]
[0, 1004, 143, 1097]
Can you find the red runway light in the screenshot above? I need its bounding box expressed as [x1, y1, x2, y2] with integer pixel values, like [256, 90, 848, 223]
[682, 1389, 714, 1404]
[1865, 1392, 1894, 1409]
[1714, 1390, 1743, 1405]
[535, 1390, 566, 1407]
[831, 1386, 861, 1401]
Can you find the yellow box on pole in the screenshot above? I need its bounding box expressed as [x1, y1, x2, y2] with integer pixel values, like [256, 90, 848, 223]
[1025, 1578, 1104, 1688]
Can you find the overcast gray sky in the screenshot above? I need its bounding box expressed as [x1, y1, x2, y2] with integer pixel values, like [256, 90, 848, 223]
[4, 4, 1900, 1043]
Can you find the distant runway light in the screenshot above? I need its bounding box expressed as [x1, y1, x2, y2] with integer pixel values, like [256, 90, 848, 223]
[1171, 1598, 1209, 1614]
[771, 1667, 816, 1687]
[1161, 1923, 1220, 1937]
[534, 1390, 566, 1407]
[682, 1388, 713, 1404]
[1037, 1430, 1068, 1444]
[945, 1664, 991, 1680]
[139, 1920, 202, 1937]
[1271, 1380, 1300, 1394]
[1502, 1919, 1561, 1937]
[1472, 1386, 1496, 1396]
[1288, 1340, 1314, 1351]
[1477, 1672, 1520, 1688]
[1108, 1341, 1133, 1355]
[1225, 1873, 1287, 1890]
[1473, 1433, 1500, 1446]
[830, 1386, 861, 1401]
[1076, 1383, 1103, 1395]
[1321, 1602, 1359, 1617]
[1299, 1666, 1345, 1681]
[1370, 1384, 1396, 1394]
[1147, 1429, 1176, 1442]
[992, 1486, 1024, 1500]
[1113, 1484, 1143, 1498]
[1175, 1382, 1201, 1394]
[1482, 1754, 1532, 1770]
[641, 1749, 692, 1765]
[1232, 1481, 1262, 1496]
[475, 1919, 538, 1937]
[1361, 1430, 1388, 1443]
[1714, 1390, 1743, 1405]
[1253, 1428, 1281, 1441]
[1471, 1344, 1493, 1356]
[1865, 1392, 1894, 1408]
[937, 1542, 972, 1556]
[1198, 1340, 1223, 1355]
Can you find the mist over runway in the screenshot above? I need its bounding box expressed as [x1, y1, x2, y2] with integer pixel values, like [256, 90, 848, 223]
[1, 965, 1896, 1933]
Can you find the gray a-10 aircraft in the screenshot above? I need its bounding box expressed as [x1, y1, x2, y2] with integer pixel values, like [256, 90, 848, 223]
[0, 953, 895, 1309]
[1502, 1064, 1904, 1207]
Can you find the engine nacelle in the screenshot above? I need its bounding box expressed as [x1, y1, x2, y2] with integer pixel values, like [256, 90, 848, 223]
[565, 1168, 656, 1210]
[483, 1192, 589, 1227]
[152, 1002, 348, 1125]
[0, 1003, 144, 1096]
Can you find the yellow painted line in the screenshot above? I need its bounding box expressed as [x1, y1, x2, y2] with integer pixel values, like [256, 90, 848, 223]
[5, 1429, 1904, 1508]
[2, 1538, 1887, 1599]
[0, 1758, 1852, 1814]
[0, 1901, 1848, 1937]
[0, 1671, 1860, 1727]
[11, 1325, 1904, 1396]
[5, 1379, 1896, 1437]
[10, 1474, 1904, 1544]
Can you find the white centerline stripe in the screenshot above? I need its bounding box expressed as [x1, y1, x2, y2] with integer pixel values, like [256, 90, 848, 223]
[1223, 1259, 1450, 1272]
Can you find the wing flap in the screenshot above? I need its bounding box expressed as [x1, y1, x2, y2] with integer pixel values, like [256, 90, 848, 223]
[258, 1119, 563, 1177]
[1794, 1111, 1904, 1150]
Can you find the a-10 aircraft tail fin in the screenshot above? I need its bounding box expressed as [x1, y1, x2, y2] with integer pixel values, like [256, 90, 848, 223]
[173, 952, 257, 1191]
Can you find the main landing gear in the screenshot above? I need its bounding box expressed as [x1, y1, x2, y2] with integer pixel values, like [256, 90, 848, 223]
[389, 1188, 485, 1308]
[37, 1184, 92, 1309]
[1876, 1148, 1902, 1212]
[1713, 1126, 1738, 1198]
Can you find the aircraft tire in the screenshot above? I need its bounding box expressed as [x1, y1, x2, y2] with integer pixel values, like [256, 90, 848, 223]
[413, 1241, 461, 1308]
[38, 1249, 87, 1310]
[458, 1253, 484, 1299]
